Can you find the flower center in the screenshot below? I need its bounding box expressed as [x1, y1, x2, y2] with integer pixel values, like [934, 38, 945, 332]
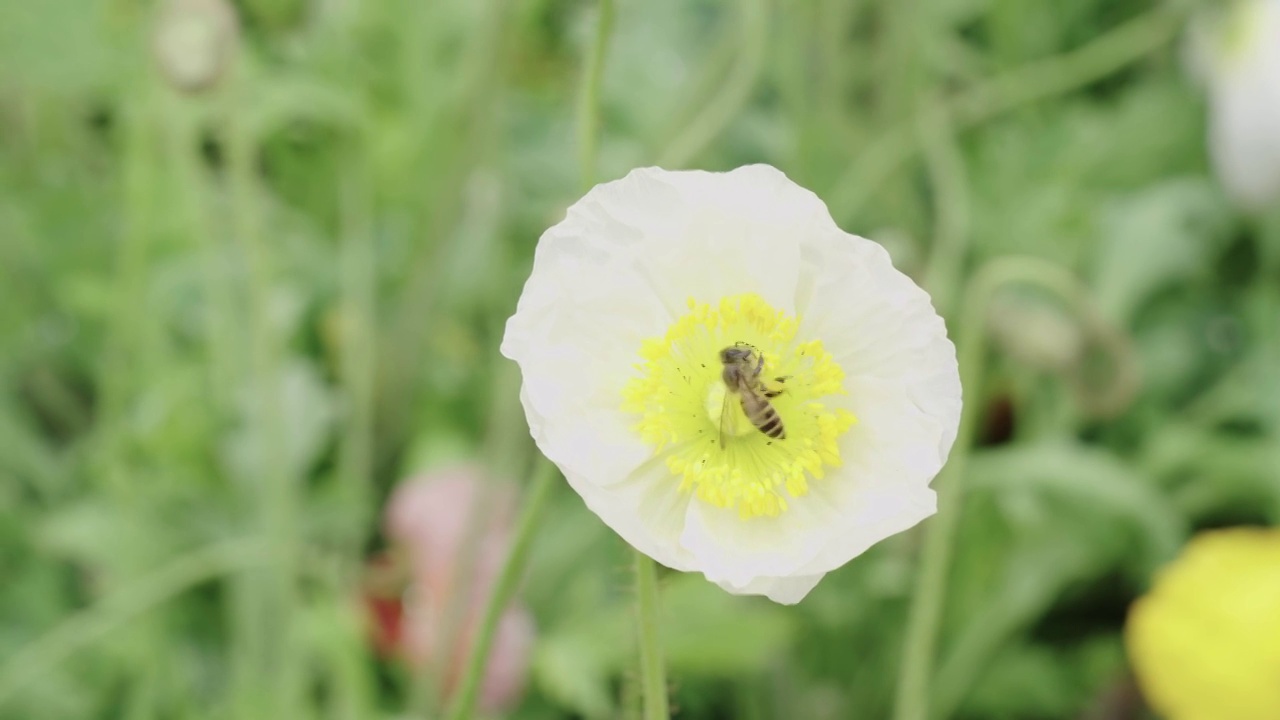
[621, 294, 856, 519]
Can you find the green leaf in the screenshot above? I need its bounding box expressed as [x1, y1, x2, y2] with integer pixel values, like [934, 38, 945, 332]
[967, 441, 1188, 570]
[1092, 178, 1234, 323]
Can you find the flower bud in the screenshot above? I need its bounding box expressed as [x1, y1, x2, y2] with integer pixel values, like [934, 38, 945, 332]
[987, 295, 1084, 373]
[369, 465, 534, 714]
[1126, 527, 1280, 719]
[152, 0, 239, 94]
[1188, 0, 1280, 209]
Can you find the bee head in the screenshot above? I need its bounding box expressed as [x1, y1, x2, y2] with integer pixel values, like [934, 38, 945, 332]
[719, 345, 754, 365]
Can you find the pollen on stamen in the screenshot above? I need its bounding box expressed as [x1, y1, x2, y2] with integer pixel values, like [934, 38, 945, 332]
[620, 293, 857, 520]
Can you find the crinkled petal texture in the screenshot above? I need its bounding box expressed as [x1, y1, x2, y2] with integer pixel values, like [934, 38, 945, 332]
[502, 165, 960, 604]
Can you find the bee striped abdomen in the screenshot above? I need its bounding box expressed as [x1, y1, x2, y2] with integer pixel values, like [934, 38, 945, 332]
[742, 395, 786, 439]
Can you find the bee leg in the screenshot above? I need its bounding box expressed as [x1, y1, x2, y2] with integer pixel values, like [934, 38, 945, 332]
[763, 375, 790, 397]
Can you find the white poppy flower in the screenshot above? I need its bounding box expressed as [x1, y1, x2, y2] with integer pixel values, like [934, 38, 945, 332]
[1189, 0, 1280, 208]
[502, 165, 961, 604]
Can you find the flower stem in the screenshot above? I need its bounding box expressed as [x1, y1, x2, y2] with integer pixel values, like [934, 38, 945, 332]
[572, 6, 672, 717]
[918, 103, 970, 316]
[444, 458, 557, 720]
[576, 0, 615, 191]
[634, 551, 670, 720]
[657, 0, 766, 168]
[893, 256, 1109, 720]
[892, 396, 977, 720]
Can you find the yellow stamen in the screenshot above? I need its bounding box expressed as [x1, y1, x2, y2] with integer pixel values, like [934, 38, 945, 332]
[621, 294, 857, 519]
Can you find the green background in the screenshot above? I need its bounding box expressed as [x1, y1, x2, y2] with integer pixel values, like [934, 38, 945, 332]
[2, 0, 1275, 718]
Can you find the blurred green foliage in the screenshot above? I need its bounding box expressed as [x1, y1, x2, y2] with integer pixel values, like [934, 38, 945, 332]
[1, 0, 1278, 719]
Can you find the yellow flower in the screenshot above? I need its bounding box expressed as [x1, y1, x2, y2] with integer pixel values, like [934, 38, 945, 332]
[1126, 527, 1280, 720]
[502, 166, 960, 603]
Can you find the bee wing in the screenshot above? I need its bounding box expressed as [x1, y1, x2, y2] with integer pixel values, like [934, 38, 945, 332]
[719, 387, 736, 449]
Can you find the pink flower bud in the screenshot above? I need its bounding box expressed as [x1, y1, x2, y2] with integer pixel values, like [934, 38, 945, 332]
[375, 465, 533, 713]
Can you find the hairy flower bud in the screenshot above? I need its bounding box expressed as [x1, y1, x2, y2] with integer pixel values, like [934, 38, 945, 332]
[152, 0, 240, 93]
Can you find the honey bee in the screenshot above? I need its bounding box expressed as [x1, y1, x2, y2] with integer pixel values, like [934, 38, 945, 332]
[719, 342, 786, 448]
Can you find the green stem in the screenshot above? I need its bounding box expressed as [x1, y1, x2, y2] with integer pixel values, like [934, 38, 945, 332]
[918, 104, 970, 316]
[576, 0, 615, 189]
[634, 551, 669, 720]
[657, 0, 766, 168]
[444, 459, 557, 720]
[892, 256, 1098, 720]
[226, 81, 298, 718]
[338, 158, 376, 561]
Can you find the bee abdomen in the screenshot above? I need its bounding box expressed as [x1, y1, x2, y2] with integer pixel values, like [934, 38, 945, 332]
[743, 399, 786, 439]
[758, 414, 785, 438]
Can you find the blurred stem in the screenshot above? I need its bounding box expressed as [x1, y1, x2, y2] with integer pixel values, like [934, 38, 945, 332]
[828, 3, 1185, 218]
[634, 552, 669, 720]
[338, 156, 376, 562]
[0, 539, 270, 710]
[376, 0, 508, 476]
[96, 91, 158, 495]
[444, 459, 557, 720]
[572, 6, 673, 716]
[655, 16, 738, 155]
[170, 100, 241, 409]
[877, 0, 921, 123]
[918, 103, 970, 314]
[893, 256, 1096, 720]
[576, 0, 615, 189]
[226, 86, 299, 717]
[657, 0, 766, 168]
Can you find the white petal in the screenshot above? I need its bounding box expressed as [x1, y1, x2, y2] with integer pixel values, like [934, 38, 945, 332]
[568, 166, 820, 314]
[681, 378, 945, 588]
[505, 164, 960, 604]
[783, 223, 958, 576]
[712, 573, 826, 605]
[799, 224, 962, 460]
[519, 379, 695, 573]
[679, 491, 840, 586]
[795, 379, 943, 575]
[502, 210, 670, 486]
[503, 166, 834, 560]
[563, 454, 698, 573]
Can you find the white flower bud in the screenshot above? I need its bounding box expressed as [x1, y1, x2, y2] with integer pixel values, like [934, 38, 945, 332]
[987, 295, 1084, 373]
[1189, 0, 1280, 209]
[152, 0, 240, 93]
